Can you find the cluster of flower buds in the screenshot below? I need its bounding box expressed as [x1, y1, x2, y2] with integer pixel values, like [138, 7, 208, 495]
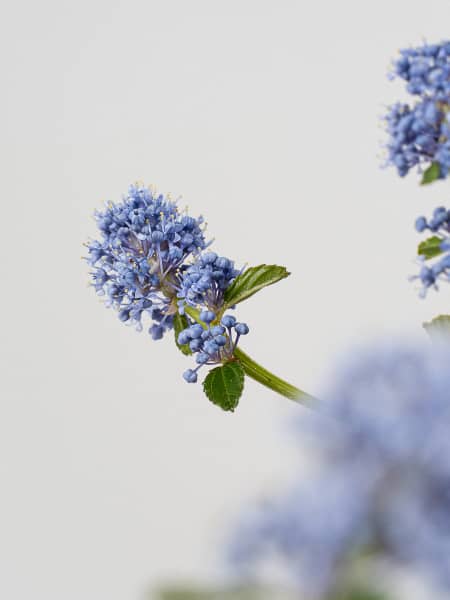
[178, 312, 249, 383]
[177, 252, 240, 313]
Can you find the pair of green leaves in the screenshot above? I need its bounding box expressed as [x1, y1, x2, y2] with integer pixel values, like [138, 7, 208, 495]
[417, 163, 445, 259]
[174, 264, 290, 411]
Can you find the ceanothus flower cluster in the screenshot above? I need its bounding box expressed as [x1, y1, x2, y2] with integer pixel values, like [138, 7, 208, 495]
[228, 342, 450, 598]
[177, 251, 241, 313]
[385, 100, 450, 177]
[393, 41, 450, 99]
[87, 184, 251, 384]
[179, 312, 249, 383]
[86, 184, 208, 339]
[385, 40, 450, 178]
[412, 206, 450, 296]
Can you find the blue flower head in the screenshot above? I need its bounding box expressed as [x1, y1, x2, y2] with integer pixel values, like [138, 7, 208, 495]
[385, 100, 449, 177]
[177, 251, 241, 313]
[385, 40, 450, 179]
[392, 41, 450, 100]
[228, 341, 450, 597]
[86, 184, 208, 338]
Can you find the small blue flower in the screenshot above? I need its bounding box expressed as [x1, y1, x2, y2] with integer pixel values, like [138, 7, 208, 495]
[177, 329, 191, 345]
[189, 339, 203, 352]
[199, 310, 216, 324]
[415, 216, 428, 232]
[211, 325, 226, 336]
[196, 352, 210, 365]
[235, 323, 249, 335]
[149, 324, 164, 340]
[188, 324, 204, 339]
[183, 369, 198, 383]
[214, 335, 227, 347]
[221, 315, 237, 328]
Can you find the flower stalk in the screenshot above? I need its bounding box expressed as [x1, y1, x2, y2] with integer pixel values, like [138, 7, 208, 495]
[184, 305, 317, 407]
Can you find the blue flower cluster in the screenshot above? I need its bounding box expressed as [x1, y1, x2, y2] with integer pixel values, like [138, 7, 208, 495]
[87, 184, 250, 382]
[177, 252, 240, 313]
[86, 184, 208, 339]
[228, 342, 450, 597]
[393, 42, 450, 99]
[412, 206, 450, 296]
[179, 312, 249, 383]
[385, 41, 450, 178]
[385, 100, 450, 177]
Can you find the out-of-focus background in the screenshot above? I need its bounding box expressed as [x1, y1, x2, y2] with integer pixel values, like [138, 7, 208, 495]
[2, 1, 450, 598]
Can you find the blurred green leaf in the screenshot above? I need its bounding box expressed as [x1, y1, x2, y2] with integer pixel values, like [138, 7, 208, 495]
[423, 314, 450, 341]
[418, 236, 443, 260]
[338, 591, 386, 600]
[421, 161, 440, 185]
[330, 584, 388, 600]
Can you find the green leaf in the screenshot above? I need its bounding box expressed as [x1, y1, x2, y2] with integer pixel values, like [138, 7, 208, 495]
[203, 361, 245, 412]
[224, 264, 290, 307]
[421, 161, 441, 185]
[423, 314, 450, 341]
[418, 236, 443, 260]
[173, 312, 192, 355]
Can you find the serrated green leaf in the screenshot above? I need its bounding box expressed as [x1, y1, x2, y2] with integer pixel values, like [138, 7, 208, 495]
[224, 264, 290, 307]
[173, 312, 192, 355]
[423, 314, 450, 341]
[418, 236, 443, 260]
[203, 361, 245, 412]
[421, 161, 441, 185]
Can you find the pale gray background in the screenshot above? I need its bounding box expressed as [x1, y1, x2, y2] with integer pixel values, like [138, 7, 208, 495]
[2, 1, 450, 598]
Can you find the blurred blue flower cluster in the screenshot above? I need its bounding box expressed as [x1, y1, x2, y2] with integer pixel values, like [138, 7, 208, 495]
[413, 206, 450, 296]
[385, 41, 450, 178]
[228, 342, 450, 597]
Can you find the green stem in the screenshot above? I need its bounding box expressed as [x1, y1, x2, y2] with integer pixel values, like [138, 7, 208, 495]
[234, 347, 317, 408]
[184, 305, 317, 408]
